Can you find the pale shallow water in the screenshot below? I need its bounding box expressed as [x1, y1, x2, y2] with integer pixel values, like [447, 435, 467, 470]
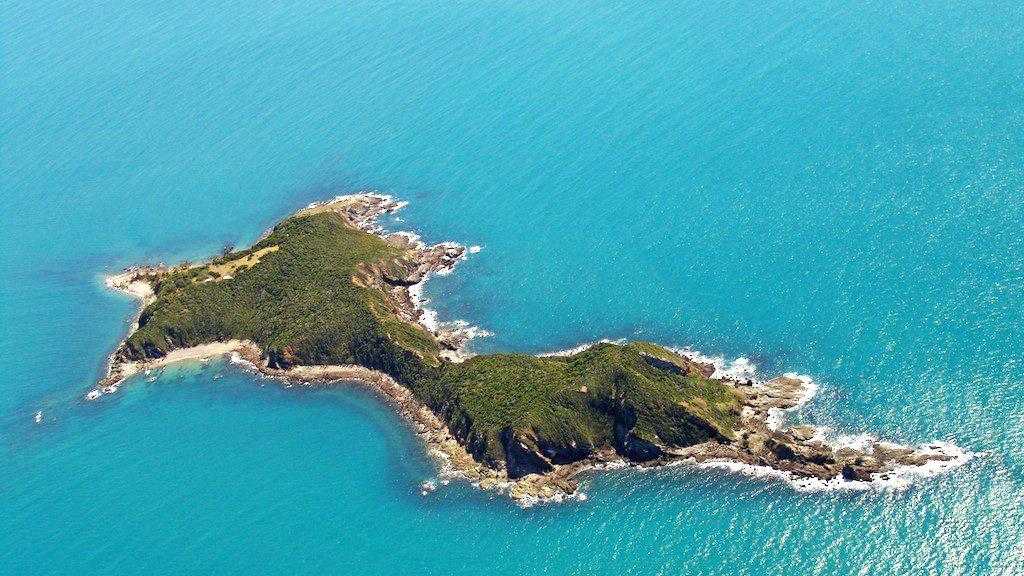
[3, 1, 1024, 574]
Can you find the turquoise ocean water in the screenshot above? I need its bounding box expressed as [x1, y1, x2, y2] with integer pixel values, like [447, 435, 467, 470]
[4, 1, 1024, 573]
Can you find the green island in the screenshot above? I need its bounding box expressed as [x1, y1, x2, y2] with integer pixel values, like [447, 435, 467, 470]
[94, 194, 966, 503]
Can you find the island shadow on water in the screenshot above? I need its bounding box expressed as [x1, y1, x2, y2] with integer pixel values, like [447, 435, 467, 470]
[80, 193, 975, 506]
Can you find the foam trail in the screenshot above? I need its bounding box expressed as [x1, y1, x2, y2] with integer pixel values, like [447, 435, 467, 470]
[699, 439, 977, 492]
[537, 339, 626, 357]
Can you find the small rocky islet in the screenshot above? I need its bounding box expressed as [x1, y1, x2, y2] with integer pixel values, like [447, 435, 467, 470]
[93, 194, 969, 504]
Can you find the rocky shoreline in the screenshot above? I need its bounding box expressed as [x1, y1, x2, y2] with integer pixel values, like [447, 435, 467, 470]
[91, 193, 974, 506]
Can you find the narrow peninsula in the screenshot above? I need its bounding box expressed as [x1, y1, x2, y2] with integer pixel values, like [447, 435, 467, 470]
[92, 194, 970, 504]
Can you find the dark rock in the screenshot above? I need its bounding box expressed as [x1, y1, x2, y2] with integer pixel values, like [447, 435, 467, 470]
[501, 428, 554, 479]
[640, 353, 713, 380]
[618, 432, 664, 461]
[612, 404, 665, 462]
[267, 348, 292, 369]
[841, 464, 873, 482]
[771, 440, 797, 461]
[537, 437, 594, 464]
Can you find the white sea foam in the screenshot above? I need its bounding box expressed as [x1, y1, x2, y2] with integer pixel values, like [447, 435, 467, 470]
[873, 441, 977, 487]
[304, 192, 399, 211]
[537, 339, 626, 357]
[408, 279, 426, 303]
[782, 372, 818, 405]
[697, 459, 803, 486]
[302, 193, 407, 235]
[447, 321, 493, 340]
[668, 347, 761, 382]
[698, 438, 977, 492]
[420, 480, 438, 496]
[592, 459, 630, 470]
[468, 245, 482, 254]
[514, 487, 589, 508]
[762, 373, 818, 430]
[830, 432, 878, 452]
[418, 307, 440, 332]
[668, 345, 820, 429]
[388, 230, 425, 249]
[406, 267, 489, 359]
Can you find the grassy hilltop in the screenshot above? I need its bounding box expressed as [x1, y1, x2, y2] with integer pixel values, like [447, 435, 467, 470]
[123, 212, 441, 369]
[120, 207, 741, 476]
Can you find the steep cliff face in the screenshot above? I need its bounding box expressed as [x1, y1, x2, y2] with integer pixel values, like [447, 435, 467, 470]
[501, 429, 555, 478]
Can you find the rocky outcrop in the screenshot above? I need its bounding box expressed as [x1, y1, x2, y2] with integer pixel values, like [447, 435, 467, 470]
[641, 353, 715, 380]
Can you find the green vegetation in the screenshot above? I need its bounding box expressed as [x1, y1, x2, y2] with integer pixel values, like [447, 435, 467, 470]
[424, 343, 739, 474]
[122, 209, 741, 476]
[123, 212, 440, 370]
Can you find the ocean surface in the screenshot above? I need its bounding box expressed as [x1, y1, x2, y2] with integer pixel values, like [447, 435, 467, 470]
[3, 1, 1024, 573]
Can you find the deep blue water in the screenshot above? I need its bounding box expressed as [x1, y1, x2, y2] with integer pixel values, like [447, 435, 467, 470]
[4, 1, 1024, 573]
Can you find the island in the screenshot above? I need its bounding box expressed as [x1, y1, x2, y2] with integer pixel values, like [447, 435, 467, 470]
[91, 194, 971, 504]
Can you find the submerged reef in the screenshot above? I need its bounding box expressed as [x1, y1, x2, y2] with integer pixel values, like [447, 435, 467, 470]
[93, 194, 971, 504]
